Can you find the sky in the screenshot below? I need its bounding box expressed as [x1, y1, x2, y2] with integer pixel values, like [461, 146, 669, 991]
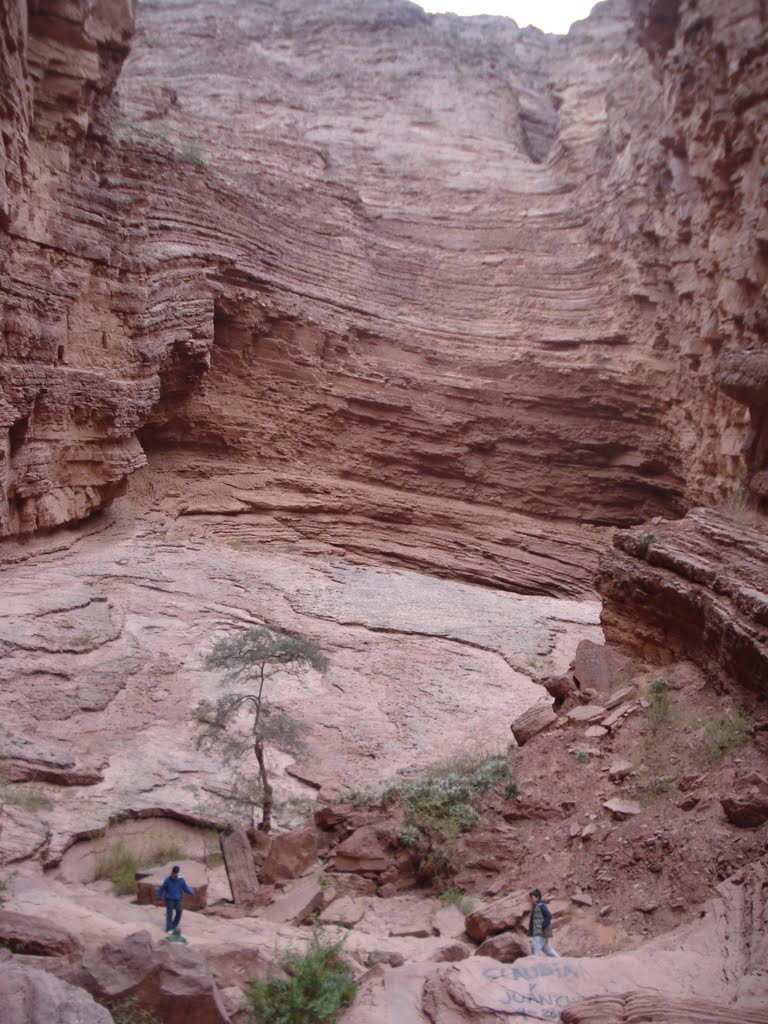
[417, 1, 598, 35]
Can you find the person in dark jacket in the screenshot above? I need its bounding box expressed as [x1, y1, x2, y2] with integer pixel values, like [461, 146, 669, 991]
[528, 888, 560, 956]
[156, 866, 195, 934]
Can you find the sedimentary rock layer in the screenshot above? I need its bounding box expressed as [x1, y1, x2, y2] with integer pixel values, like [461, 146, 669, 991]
[597, 506, 768, 696]
[597, 1, 768, 685]
[1, 0, 765, 601]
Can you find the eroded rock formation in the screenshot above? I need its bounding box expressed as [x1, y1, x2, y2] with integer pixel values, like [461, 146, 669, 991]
[598, 0, 768, 691]
[2, 0, 764, 602]
[1, 0, 210, 539]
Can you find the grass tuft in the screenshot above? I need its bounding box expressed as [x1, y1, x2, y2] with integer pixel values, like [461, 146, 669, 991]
[438, 885, 475, 915]
[697, 709, 752, 763]
[94, 834, 186, 896]
[103, 997, 161, 1024]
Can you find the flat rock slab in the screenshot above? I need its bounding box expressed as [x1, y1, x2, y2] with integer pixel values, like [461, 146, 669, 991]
[602, 701, 640, 732]
[319, 896, 371, 927]
[603, 798, 642, 819]
[389, 919, 436, 939]
[0, 910, 83, 956]
[260, 872, 325, 926]
[510, 703, 557, 746]
[221, 825, 260, 906]
[573, 641, 631, 693]
[567, 705, 607, 724]
[603, 685, 637, 710]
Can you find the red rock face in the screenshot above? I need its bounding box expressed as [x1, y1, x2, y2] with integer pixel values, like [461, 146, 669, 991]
[597, 0, 768, 691]
[1, 0, 765, 602]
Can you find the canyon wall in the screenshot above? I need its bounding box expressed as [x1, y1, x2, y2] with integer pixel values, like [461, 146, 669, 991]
[596, 0, 768, 694]
[1, 0, 764, 602]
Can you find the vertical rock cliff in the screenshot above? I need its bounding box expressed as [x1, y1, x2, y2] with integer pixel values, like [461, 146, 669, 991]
[597, 0, 767, 692]
[1, 0, 765, 612]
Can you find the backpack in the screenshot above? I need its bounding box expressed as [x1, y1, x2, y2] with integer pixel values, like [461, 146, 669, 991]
[540, 901, 552, 930]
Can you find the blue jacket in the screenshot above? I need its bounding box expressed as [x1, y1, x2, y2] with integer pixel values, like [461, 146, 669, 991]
[157, 875, 194, 902]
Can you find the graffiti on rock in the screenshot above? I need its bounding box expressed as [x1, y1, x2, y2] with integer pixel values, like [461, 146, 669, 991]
[482, 962, 582, 1020]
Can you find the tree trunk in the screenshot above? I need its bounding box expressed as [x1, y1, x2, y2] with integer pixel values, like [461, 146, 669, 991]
[255, 739, 272, 833]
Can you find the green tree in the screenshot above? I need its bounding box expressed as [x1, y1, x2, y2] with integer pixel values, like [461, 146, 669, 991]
[194, 627, 328, 833]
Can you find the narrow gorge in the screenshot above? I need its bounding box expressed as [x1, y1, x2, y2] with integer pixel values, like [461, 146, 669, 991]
[0, 0, 766, 1022]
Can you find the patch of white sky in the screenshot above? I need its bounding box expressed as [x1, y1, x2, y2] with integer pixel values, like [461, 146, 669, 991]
[417, 1, 598, 35]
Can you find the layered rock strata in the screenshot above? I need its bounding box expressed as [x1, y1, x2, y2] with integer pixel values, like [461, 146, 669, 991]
[598, 506, 768, 695]
[598, 0, 768, 686]
[2, 0, 764, 599]
[0, 0, 211, 539]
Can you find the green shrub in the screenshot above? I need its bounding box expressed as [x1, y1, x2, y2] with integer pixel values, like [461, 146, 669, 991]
[698, 709, 752, 762]
[336, 789, 375, 808]
[246, 932, 356, 1024]
[574, 751, 591, 764]
[0, 877, 9, 907]
[104, 997, 161, 1024]
[395, 752, 515, 882]
[438, 885, 475, 915]
[641, 531, 657, 549]
[646, 679, 673, 733]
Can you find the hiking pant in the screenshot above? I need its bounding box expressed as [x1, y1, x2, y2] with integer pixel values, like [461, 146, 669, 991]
[532, 935, 560, 957]
[165, 899, 183, 932]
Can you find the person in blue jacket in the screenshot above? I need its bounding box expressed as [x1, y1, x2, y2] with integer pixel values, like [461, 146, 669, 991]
[156, 865, 195, 934]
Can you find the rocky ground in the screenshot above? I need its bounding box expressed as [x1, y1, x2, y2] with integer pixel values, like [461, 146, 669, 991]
[0, 503, 599, 868]
[1, 508, 766, 1023]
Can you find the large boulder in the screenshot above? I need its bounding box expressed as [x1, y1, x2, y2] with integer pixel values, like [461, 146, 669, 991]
[0, 911, 83, 957]
[0, 948, 112, 1024]
[333, 825, 390, 874]
[573, 640, 631, 693]
[721, 773, 768, 828]
[474, 931, 529, 963]
[81, 930, 229, 1024]
[465, 891, 530, 943]
[510, 704, 557, 746]
[220, 825, 260, 905]
[259, 827, 318, 883]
